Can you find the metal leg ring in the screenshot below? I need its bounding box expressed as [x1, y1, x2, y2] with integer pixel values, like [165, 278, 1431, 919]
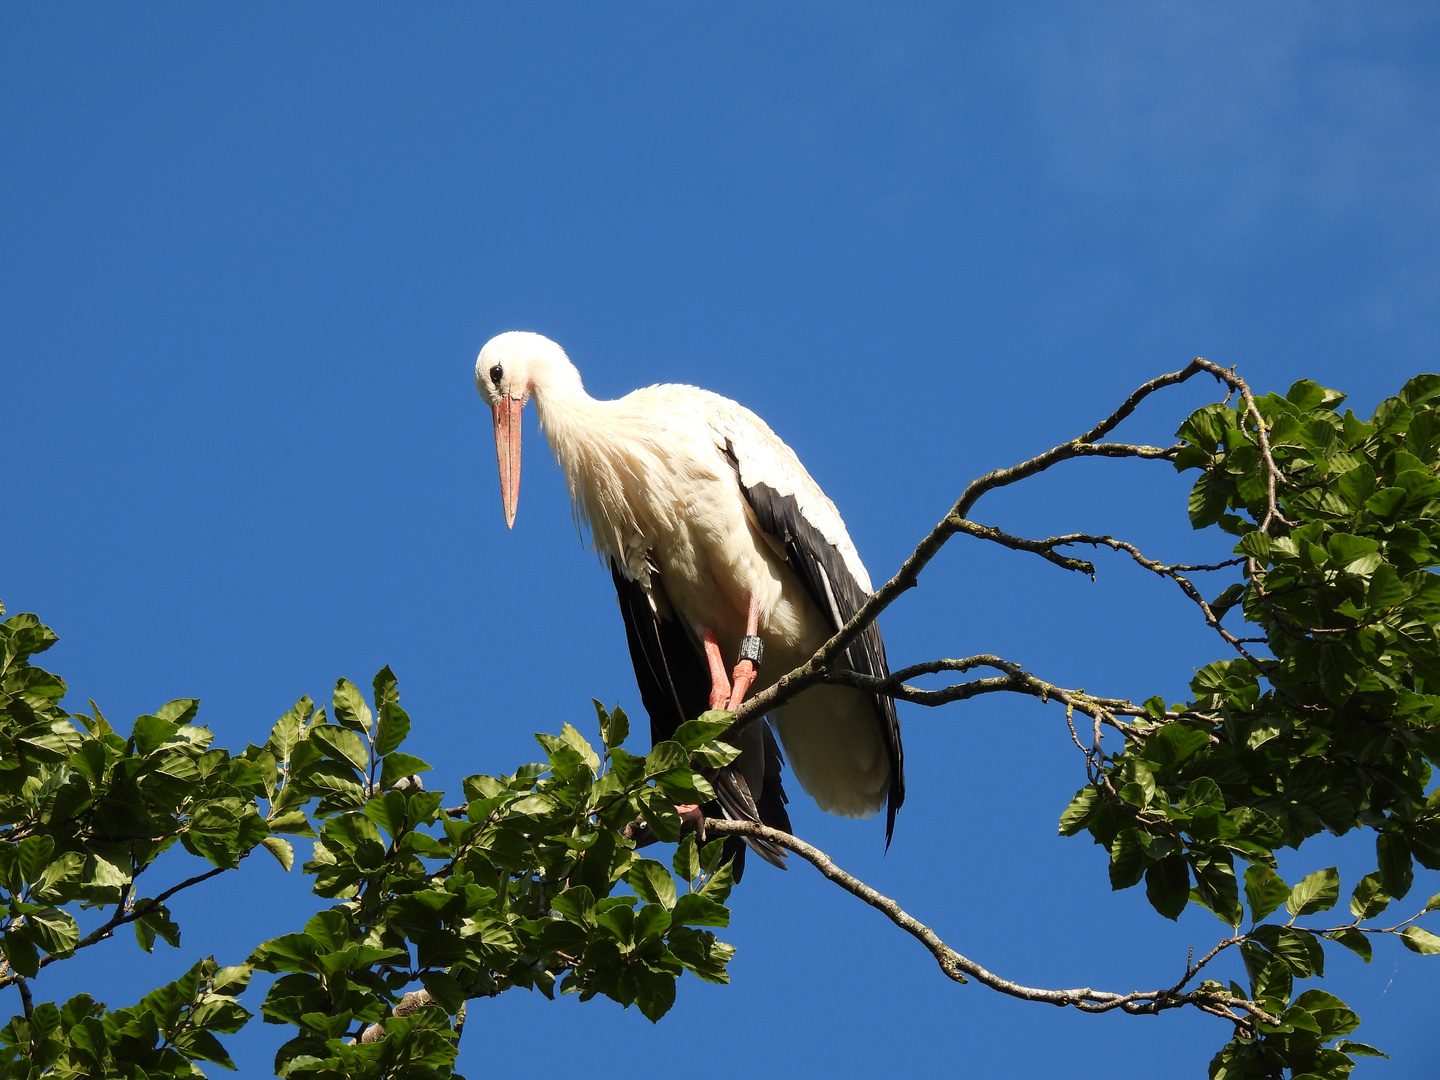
[737, 635, 764, 668]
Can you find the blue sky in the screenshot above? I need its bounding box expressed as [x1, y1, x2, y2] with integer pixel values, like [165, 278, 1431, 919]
[3, 3, 1439, 1076]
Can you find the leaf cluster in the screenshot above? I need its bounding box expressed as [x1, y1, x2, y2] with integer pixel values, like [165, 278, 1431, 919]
[0, 609, 742, 1079]
[0, 960, 251, 1078]
[248, 690, 741, 1078]
[0, 604, 309, 1075]
[1059, 374, 1440, 1077]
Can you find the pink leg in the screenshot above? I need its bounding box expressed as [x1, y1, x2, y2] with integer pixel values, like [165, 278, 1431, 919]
[701, 629, 732, 711]
[726, 595, 762, 711]
[672, 630, 733, 836]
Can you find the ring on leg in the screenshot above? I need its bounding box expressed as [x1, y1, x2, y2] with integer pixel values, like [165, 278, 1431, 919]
[727, 635, 764, 711]
[737, 635, 764, 668]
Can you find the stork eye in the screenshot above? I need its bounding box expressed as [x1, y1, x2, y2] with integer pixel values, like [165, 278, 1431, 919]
[489, 364, 504, 386]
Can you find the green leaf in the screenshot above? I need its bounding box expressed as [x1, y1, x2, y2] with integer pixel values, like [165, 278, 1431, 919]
[1293, 988, 1360, 1038]
[1209, 583, 1246, 619]
[379, 751, 432, 791]
[212, 964, 253, 993]
[1378, 832, 1414, 899]
[332, 678, 373, 735]
[673, 835, 701, 883]
[633, 902, 672, 942]
[1286, 379, 1328, 411]
[1244, 864, 1291, 923]
[1108, 829, 1146, 890]
[1333, 1039, 1389, 1059]
[551, 885, 597, 926]
[174, 1028, 234, 1068]
[558, 722, 601, 773]
[1327, 533, 1381, 575]
[419, 970, 466, 1012]
[1237, 530, 1272, 561]
[1286, 866, 1340, 916]
[1191, 857, 1243, 927]
[1188, 472, 1231, 529]
[1144, 857, 1189, 920]
[154, 697, 200, 724]
[1366, 485, 1407, 518]
[628, 859, 677, 910]
[373, 669, 410, 757]
[1401, 926, 1440, 954]
[16, 835, 56, 885]
[668, 925, 735, 984]
[1180, 777, 1223, 813]
[26, 906, 78, 955]
[131, 713, 178, 754]
[262, 836, 295, 872]
[1350, 873, 1391, 919]
[1178, 404, 1226, 451]
[635, 969, 677, 1022]
[1368, 563, 1406, 608]
[1251, 924, 1324, 977]
[672, 716, 732, 750]
[1058, 786, 1097, 836]
[1325, 928, 1372, 963]
[645, 741, 689, 776]
[655, 769, 716, 804]
[595, 700, 629, 751]
[671, 892, 730, 928]
[4, 930, 38, 978]
[696, 856, 736, 903]
[309, 725, 370, 772]
[691, 738, 742, 769]
[267, 697, 313, 762]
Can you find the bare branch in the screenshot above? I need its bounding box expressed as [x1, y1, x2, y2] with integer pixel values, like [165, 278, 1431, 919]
[14, 976, 32, 1021]
[949, 520, 1098, 574]
[822, 652, 1214, 729]
[0, 861, 235, 990]
[705, 818, 1277, 1029]
[731, 358, 1237, 739]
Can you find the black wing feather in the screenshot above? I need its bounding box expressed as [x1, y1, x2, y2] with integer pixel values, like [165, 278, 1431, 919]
[608, 559, 790, 874]
[738, 480, 906, 844]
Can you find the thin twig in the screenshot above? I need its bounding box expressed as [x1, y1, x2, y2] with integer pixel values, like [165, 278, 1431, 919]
[731, 359, 1236, 739]
[0, 863, 233, 988]
[820, 653, 1218, 731]
[705, 818, 1277, 1029]
[14, 976, 32, 1020]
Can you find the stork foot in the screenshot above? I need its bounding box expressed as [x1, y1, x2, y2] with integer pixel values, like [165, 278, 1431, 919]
[675, 803, 706, 840]
[727, 659, 757, 711]
[726, 634, 764, 710]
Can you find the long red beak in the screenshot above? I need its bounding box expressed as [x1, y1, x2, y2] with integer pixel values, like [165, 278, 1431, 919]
[492, 397, 524, 529]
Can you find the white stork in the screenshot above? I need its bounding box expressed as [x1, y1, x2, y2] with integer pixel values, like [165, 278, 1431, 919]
[475, 331, 904, 872]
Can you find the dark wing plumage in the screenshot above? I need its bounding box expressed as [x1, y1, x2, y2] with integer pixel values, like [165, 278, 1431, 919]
[608, 559, 791, 875]
[738, 480, 906, 844]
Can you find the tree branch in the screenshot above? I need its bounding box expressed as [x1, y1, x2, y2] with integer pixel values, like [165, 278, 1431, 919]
[14, 976, 32, 1021]
[731, 358, 1239, 740]
[705, 818, 1277, 1030]
[0, 862, 235, 990]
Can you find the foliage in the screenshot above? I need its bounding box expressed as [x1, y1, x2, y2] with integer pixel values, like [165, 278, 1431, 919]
[0, 602, 287, 1077]
[0, 605, 736, 1078]
[1060, 374, 1440, 1077]
[0, 961, 251, 1078]
[248, 688, 738, 1078]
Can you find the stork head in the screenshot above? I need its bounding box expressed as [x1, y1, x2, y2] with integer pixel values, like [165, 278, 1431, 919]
[475, 331, 578, 529]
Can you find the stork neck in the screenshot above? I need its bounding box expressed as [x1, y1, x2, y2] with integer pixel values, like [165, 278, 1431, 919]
[530, 355, 599, 453]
